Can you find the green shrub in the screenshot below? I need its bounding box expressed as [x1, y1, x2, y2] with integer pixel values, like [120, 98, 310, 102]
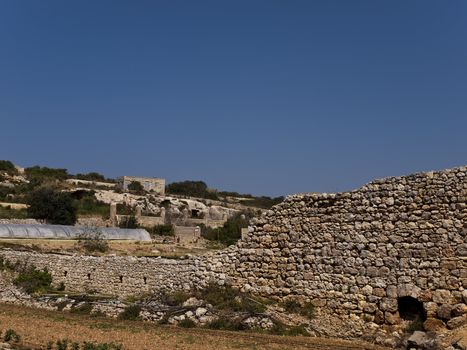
[75, 172, 106, 182]
[56, 300, 69, 311]
[14, 266, 52, 294]
[200, 211, 253, 246]
[57, 339, 70, 350]
[71, 342, 80, 350]
[149, 224, 175, 237]
[166, 181, 218, 200]
[47, 341, 54, 350]
[198, 283, 266, 314]
[4, 329, 21, 342]
[287, 324, 310, 336]
[27, 186, 77, 225]
[118, 215, 138, 229]
[76, 193, 109, 218]
[25, 166, 68, 181]
[161, 290, 190, 306]
[270, 321, 309, 336]
[127, 181, 144, 194]
[57, 281, 66, 291]
[178, 318, 197, 328]
[282, 300, 315, 319]
[0, 160, 17, 174]
[70, 302, 93, 315]
[0, 206, 28, 219]
[118, 305, 141, 321]
[82, 342, 123, 350]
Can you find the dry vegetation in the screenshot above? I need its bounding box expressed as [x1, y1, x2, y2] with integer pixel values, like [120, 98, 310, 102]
[0, 303, 390, 350]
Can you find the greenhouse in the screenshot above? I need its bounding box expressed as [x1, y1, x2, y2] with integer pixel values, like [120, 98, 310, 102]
[0, 224, 151, 241]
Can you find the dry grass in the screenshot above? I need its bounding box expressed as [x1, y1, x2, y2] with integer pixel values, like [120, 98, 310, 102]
[0, 303, 390, 350]
[0, 239, 211, 257]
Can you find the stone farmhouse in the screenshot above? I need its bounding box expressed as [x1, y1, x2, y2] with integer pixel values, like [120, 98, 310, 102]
[116, 176, 165, 195]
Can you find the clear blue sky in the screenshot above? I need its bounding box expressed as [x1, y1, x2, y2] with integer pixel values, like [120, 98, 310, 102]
[1, 1, 466, 196]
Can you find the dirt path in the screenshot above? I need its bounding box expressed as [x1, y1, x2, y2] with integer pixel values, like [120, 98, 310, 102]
[0, 303, 389, 350]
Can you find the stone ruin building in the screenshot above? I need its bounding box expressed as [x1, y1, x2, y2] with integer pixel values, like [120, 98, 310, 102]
[1, 165, 466, 330]
[116, 176, 166, 195]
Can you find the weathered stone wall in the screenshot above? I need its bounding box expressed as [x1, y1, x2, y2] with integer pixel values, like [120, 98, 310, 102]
[234, 166, 467, 326]
[0, 166, 466, 328]
[0, 249, 233, 297]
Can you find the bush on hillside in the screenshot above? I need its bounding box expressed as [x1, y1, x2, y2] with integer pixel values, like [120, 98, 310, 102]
[74, 192, 109, 218]
[197, 282, 266, 314]
[166, 181, 218, 200]
[75, 172, 106, 182]
[200, 211, 252, 245]
[148, 224, 174, 237]
[27, 186, 77, 225]
[118, 305, 141, 321]
[0, 160, 17, 174]
[127, 181, 145, 194]
[282, 300, 315, 319]
[25, 166, 68, 182]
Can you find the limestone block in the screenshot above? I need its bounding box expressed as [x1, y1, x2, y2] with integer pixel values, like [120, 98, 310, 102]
[447, 315, 467, 330]
[437, 304, 453, 320]
[423, 318, 447, 332]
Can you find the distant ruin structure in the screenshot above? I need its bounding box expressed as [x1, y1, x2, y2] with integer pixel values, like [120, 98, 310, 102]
[117, 176, 165, 195]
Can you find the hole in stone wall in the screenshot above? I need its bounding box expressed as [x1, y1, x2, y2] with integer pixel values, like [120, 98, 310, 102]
[143, 277, 147, 284]
[119, 276, 123, 283]
[64, 271, 68, 277]
[398, 296, 426, 321]
[87, 273, 91, 280]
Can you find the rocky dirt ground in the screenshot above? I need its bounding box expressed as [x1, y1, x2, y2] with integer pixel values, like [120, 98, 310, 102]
[0, 303, 390, 350]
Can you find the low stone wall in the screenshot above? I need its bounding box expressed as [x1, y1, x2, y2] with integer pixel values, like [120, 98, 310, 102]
[0, 249, 234, 297]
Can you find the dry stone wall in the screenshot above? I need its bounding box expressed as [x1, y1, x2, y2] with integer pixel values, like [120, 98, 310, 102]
[0, 166, 466, 328]
[234, 166, 467, 326]
[0, 249, 233, 297]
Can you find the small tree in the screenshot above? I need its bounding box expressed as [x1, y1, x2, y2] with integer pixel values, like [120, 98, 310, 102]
[27, 186, 77, 225]
[77, 227, 109, 253]
[149, 224, 175, 237]
[127, 181, 145, 194]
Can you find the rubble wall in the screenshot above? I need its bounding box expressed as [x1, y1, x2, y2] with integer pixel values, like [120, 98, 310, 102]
[234, 166, 467, 325]
[0, 250, 233, 297]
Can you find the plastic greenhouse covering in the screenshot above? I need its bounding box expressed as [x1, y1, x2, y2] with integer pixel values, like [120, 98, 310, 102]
[0, 224, 151, 241]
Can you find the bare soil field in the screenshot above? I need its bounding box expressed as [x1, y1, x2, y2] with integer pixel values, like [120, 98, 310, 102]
[0, 239, 211, 257]
[0, 304, 390, 350]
